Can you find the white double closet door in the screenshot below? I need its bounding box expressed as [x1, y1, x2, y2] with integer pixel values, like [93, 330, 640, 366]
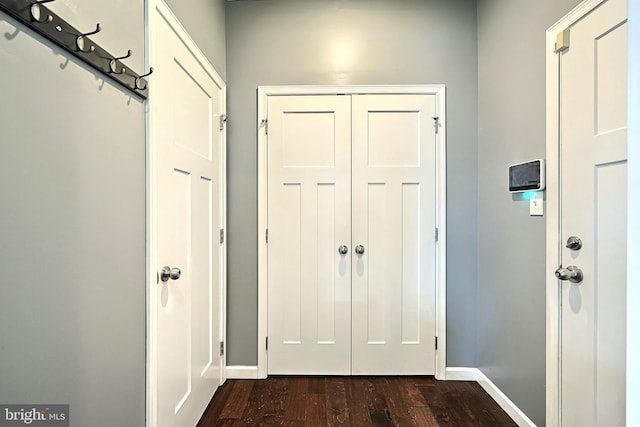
[267, 93, 437, 375]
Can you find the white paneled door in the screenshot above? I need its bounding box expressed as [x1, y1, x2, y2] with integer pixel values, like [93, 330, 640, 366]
[150, 3, 225, 427]
[267, 92, 438, 375]
[558, 0, 627, 425]
[351, 95, 437, 374]
[267, 95, 352, 374]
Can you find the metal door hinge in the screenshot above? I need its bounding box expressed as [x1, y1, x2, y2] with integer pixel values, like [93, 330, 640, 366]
[220, 341, 225, 356]
[266, 228, 269, 243]
[435, 336, 438, 350]
[435, 228, 439, 242]
[220, 114, 227, 131]
[433, 117, 439, 134]
[266, 336, 269, 351]
[220, 229, 225, 244]
[555, 28, 570, 53]
[260, 118, 268, 135]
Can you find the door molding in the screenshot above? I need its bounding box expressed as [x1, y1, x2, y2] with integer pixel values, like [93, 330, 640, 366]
[257, 85, 447, 380]
[146, 1, 227, 426]
[545, 1, 608, 425]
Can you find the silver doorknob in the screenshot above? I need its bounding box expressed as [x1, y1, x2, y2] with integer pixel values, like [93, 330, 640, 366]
[355, 245, 365, 255]
[338, 245, 349, 255]
[555, 265, 583, 283]
[160, 266, 182, 282]
[566, 236, 583, 250]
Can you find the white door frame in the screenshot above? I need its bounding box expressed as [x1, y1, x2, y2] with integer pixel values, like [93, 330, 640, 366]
[545, 1, 611, 425]
[145, 1, 227, 425]
[257, 85, 447, 380]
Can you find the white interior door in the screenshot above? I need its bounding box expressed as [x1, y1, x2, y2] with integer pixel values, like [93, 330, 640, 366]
[558, 0, 627, 425]
[151, 3, 225, 426]
[267, 95, 352, 375]
[351, 94, 437, 375]
[267, 92, 437, 375]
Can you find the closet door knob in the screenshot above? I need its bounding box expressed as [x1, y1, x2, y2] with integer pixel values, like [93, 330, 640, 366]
[355, 245, 365, 255]
[338, 245, 349, 255]
[160, 266, 182, 282]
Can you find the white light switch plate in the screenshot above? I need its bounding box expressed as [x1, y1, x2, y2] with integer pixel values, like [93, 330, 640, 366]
[530, 195, 544, 216]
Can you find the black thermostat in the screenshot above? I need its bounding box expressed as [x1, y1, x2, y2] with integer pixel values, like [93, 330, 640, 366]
[509, 159, 545, 193]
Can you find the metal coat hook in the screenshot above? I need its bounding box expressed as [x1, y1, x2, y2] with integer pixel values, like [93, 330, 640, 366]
[76, 23, 102, 53]
[110, 49, 132, 74]
[135, 67, 153, 90]
[30, 0, 55, 23]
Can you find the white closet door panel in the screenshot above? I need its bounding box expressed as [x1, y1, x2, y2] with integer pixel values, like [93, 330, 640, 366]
[267, 95, 352, 374]
[351, 94, 437, 375]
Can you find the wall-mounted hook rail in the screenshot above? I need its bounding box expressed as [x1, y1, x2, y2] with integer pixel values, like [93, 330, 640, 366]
[0, 0, 150, 98]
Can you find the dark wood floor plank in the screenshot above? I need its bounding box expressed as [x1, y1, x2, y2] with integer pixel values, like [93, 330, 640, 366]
[326, 377, 350, 426]
[458, 381, 517, 426]
[208, 419, 245, 427]
[284, 376, 309, 421]
[364, 377, 394, 426]
[280, 421, 306, 427]
[399, 377, 429, 407]
[218, 379, 255, 420]
[259, 375, 289, 424]
[308, 376, 326, 394]
[439, 380, 492, 426]
[380, 377, 415, 426]
[418, 379, 465, 425]
[241, 376, 273, 424]
[306, 393, 327, 425]
[409, 406, 440, 426]
[198, 376, 518, 426]
[412, 376, 438, 387]
[196, 380, 234, 426]
[345, 377, 373, 427]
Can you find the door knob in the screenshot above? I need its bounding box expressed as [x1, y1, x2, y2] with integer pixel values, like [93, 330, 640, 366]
[555, 265, 583, 283]
[566, 236, 583, 250]
[338, 245, 349, 255]
[355, 245, 365, 255]
[160, 266, 182, 282]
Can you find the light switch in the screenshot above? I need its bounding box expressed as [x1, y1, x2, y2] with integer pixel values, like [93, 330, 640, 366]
[530, 195, 544, 216]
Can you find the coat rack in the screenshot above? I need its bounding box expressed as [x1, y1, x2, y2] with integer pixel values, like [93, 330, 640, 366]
[0, 0, 152, 99]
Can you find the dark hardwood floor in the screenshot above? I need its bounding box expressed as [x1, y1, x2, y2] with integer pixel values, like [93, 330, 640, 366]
[197, 376, 517, 426]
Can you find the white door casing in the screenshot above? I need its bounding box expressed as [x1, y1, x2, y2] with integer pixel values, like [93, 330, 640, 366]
[546, 0, 627, 425]
[259, 86, 446, 378]
[147, 2, 227, 427]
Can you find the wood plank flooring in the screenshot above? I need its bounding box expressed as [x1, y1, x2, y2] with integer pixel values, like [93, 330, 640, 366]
[197, 376, 517, 426]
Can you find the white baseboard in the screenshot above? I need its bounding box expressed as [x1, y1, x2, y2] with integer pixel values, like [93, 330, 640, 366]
[445, 367, 478, 381]
[446, 367, 536, 427]
[225, 365, 259, 379]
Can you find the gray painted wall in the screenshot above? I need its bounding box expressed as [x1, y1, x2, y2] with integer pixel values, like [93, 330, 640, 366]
[476, 0, 581, 425]
[628, 0, 639, 423]
[225, 0, 478, 366]
[165, 0, 227, 80]
[0, 3, 146, 426]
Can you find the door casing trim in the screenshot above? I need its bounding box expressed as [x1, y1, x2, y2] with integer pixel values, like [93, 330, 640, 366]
[545, 1, 609, 426]
[257, 85, 447, 380]
[146, 1, 228, 426]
